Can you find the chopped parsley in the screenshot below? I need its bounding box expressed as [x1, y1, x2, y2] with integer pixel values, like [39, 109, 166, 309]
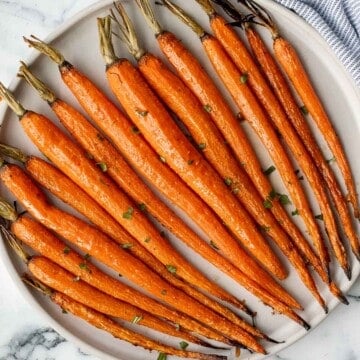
[300, 105, 309, 115]
[261, 225, 271, 233]
[96, 162, 108, 172]
[224, 177, 233, 186]
[263, 199, 273, 209]
[166, 264, 177, 274]
[62, 308, 68, 314]
[84, 253, 91, 260]
[179, 341, 189, 350]
[291, 209, 299, 216]
[79, 263, 90, 272]
[157, 353, 167, 360]
[263, 165, 276, 176]
[198, 142, 206, 151]
[122, 207, 134, 220]
[327, 156, 336, 164]
[138, 203, 147, 212]
[203, 104, 212, 113]
[315, 214, 324, 220]
[144, 236, 151, 243]
[210, 240, 220, 250]
[240, 72, 248, 84]
[63, 246, 71, 255]
[278, 194, 291, 205]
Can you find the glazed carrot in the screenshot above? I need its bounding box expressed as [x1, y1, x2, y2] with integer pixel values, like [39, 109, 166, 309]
[30, 256, 201, 340]
[242, 24, 360, 262]
[161, 0, 330, 276]
[22, 36, 302, 311]
[115, 3, 326, 310]
[9, 215, 227, 344]
[247, 1, 360, 221]
[16, 63, 274, 319]
[98, 17, 286, 282]
[21, 275, 226, 360]
[195, 0, 350, 278]
[0, 164, 269, 351]
[0, 87, 240, 307]
[136, 0, 328, 285]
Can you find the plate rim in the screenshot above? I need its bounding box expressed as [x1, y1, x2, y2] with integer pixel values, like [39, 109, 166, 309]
[0, 0, 359, 359]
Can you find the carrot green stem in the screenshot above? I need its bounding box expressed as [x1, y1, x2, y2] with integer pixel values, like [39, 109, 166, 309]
[0, 82, 26, 118]
[97, 16, 118, 66]
[135, 0, 163, 36]
[18, 62, 56, 104]
[112, 3, 146, 61]
[21, 273, 53, 296]
[0, 143, 28, 164]
[194, 0, 217, 16]
[23, 35, 65, 66]
[160, 0, 206, 38]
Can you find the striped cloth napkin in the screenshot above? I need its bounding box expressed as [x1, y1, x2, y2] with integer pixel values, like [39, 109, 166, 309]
[273, 0, 360, 86]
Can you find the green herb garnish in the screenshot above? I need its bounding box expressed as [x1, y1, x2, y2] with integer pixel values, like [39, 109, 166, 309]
[300, 105, 308, 115]
[224, 177, 233, 186]
[121, 243, 133, 249]
[315, 214, 324, 220]
[122, 207, 134, 220]
[166, 264, 177, 274]
[179, 341, 189, 350]
[203, 104, 212, 113]
[198, 142, 206, 151]
[138, 203, 146, 212]
[263, 165, 276, 176]
[210, 240, 220, 250]
[278, 194, 291, 205]
[132, 315, 143, 324]
[157, 353, 167, 360]
[96, 162, 107, 172]
[135, 109, 148, 117]
[291, 209, 299, 216]
[63, 246, 70, 255]
[240, 72, 248, 84]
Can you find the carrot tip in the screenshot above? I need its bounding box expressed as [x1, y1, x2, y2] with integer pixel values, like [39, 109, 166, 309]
[302, 320, 311, 331]
[338, 294, 350, 306]
[264, 335, 285, 344]
[323, 304, 329, 314]
[344, 265, 352, 281]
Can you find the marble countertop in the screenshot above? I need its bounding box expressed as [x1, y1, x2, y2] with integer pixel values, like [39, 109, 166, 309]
[0, 1, 359, 360]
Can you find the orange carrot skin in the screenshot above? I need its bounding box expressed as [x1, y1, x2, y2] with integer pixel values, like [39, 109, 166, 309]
[106, 58, 286, 281]
[52, 292, 226, 360]
[273, 36, 359, 220]
[200, 31, 329, 270]
[0, 164, 263, 352]
[51, 98, 254, 311]
[156, 30, 327, 281]
[17, 111, 235, 305]
[29, 256, 196, 340]
[25, 159, 278, 334]
[136, 52, 329, 306]
[59, 64, 301, 310]
[22, 158, 270, 338]
[246, 27, 359, 262]
[209, 17, 345, 274]
[12, 216, 218, 344]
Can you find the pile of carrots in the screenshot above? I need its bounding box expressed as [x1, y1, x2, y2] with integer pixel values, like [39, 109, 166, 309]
[0, 0, 358, 359]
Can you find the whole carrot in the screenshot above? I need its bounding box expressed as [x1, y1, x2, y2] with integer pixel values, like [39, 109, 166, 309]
[136, 0, 328, 285]
[0, 163, 268, 350]
[241, 22, 360, 262]
[246, 0, 359, 222]
[161, 0, 330, 277]
[20, 274, 226, 360]
[22, 36, 302, 311]
[7, 214, 226, 344]
[30, 256, 197, 340]
[195, 0, 350, 278]
[0, 84, 239, 308]
[98, 16, 286, 282]
[114, 2, 326, 310]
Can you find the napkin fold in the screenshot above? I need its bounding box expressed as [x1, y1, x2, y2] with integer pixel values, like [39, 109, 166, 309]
[273, 0, 360, 86]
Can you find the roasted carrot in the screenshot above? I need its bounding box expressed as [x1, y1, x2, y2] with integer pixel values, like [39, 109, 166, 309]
[136, 0, 328, 286]
[246, 0, 359, 221]
[98, 17, 287, 283]
[30, 256, 200, 340]
[195, 0, 350, 278]
[0, 85, 241, 308]
[22, 36, 302, 311]
[0, 164, 268, 351]
[241, 23, 360, 262]
[114, 2, 326, 310]
[8, 215, 228, 344]
[21, 274, 226, 360]
[161, 0, 331, 277]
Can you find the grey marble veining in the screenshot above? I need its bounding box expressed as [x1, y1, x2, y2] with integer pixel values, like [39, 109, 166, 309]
[0, 1, 360, 360]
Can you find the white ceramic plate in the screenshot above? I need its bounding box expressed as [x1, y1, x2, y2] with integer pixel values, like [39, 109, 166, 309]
[0, 1, 359, 359]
